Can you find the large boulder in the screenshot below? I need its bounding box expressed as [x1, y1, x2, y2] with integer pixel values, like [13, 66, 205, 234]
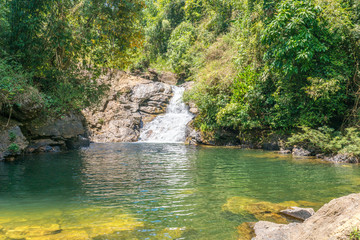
[8, 86, 44, 121]
[0, 117, 28, 160]
[24, 112, 89, 151]
[26, 113, 85, 139]
[253, 193, 360, 240]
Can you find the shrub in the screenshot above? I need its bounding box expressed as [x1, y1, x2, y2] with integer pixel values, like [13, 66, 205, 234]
[287, 126, 360, 156]
[7, 143, 20, 154]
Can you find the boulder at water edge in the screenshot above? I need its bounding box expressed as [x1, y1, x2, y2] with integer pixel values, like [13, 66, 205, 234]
[253, 193, 360, 240]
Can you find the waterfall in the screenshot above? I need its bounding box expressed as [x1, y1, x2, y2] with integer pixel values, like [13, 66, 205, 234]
[139, 86, 194, 143]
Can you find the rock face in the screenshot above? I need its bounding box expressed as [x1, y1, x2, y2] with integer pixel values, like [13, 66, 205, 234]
[253, 193, 360, 240]
[82, 70, 173, 142]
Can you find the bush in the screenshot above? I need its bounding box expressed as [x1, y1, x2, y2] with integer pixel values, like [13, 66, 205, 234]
[287, 126, 360, 156]
[167, 21, 197, 75]
[7, 143, 20, 154]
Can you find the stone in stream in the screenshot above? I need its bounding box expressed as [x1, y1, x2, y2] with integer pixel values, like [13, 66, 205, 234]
[292, 147, 312, 156]
[280, 207, 315, 221]
[252, 193, 360, 240]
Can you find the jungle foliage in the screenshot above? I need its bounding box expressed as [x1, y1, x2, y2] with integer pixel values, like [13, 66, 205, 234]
[0, 0, 143, 114]
[134, 0, 360, 143]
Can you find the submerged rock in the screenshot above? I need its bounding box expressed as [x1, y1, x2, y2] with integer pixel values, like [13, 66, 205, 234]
[237, 222, 255, 240]
[252, 193, 360, 240]
[223, 197, 319, 226]
[0, 207, 144, 240]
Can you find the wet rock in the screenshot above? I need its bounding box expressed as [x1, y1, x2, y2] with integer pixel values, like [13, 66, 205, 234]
[278, 150, 291, 154]
[222, 197, 291, 224]
[253, 193, 360, 240]
[82, 70, 174, 143]
[0, 118, 28, 160]
[185, 121, 203, 145]
[26, 139, 64, 153]
[280, 207, 315, 221]
[324, 153, 359, 163]
[66, 135, 90, 150]
[292, 147, 312, 156]
[222, 197, 319, 226]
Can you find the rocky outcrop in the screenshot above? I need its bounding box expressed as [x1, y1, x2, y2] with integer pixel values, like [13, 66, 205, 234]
[0, 111, 90, 160]
[324, 153, 359, 163]
[252, 193, 360, 240]
[82, 70, 173, 142]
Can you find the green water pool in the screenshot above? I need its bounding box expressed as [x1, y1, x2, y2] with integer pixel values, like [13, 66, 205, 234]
[0, 143, 359, 239]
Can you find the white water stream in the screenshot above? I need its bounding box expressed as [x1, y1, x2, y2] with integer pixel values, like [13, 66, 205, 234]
[138, 86, 194, 143]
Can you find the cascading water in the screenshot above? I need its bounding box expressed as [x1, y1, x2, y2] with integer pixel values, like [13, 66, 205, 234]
[139, 86, 193, 143]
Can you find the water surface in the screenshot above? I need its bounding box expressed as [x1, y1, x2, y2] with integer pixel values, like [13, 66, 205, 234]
[0, 143, 359, 239]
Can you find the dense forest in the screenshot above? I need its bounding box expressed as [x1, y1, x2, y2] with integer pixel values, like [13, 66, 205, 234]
[1, 0, 360, 154]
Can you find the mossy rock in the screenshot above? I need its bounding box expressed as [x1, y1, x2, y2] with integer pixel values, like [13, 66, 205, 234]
[237, 222, 255, 240]
[222, 196, 320, 224]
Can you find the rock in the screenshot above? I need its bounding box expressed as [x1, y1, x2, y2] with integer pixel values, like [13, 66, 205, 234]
[26, 139, 65, 153]
[222, 197, 319, 226]
[26, 113, 86, 140]
[2, 87, 44, 121]
[278, 150, 291, 154]
[324, 153, 359, 163]
[65, 135, 90, 150]
[159, 71, 179, 85]
[185, 121, 203, 145]
[253, 193, 360, 240]
[280, 207, 315, 221]
[253, 221, 299, 240]
[0, 118, 28, 160]
[292, 147, 312, 156]
[82, 70, 173, 143]
[222, 197, 292, 224]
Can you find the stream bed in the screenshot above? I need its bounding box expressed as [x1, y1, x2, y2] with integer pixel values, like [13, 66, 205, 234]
[1, 143, 360, 239]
